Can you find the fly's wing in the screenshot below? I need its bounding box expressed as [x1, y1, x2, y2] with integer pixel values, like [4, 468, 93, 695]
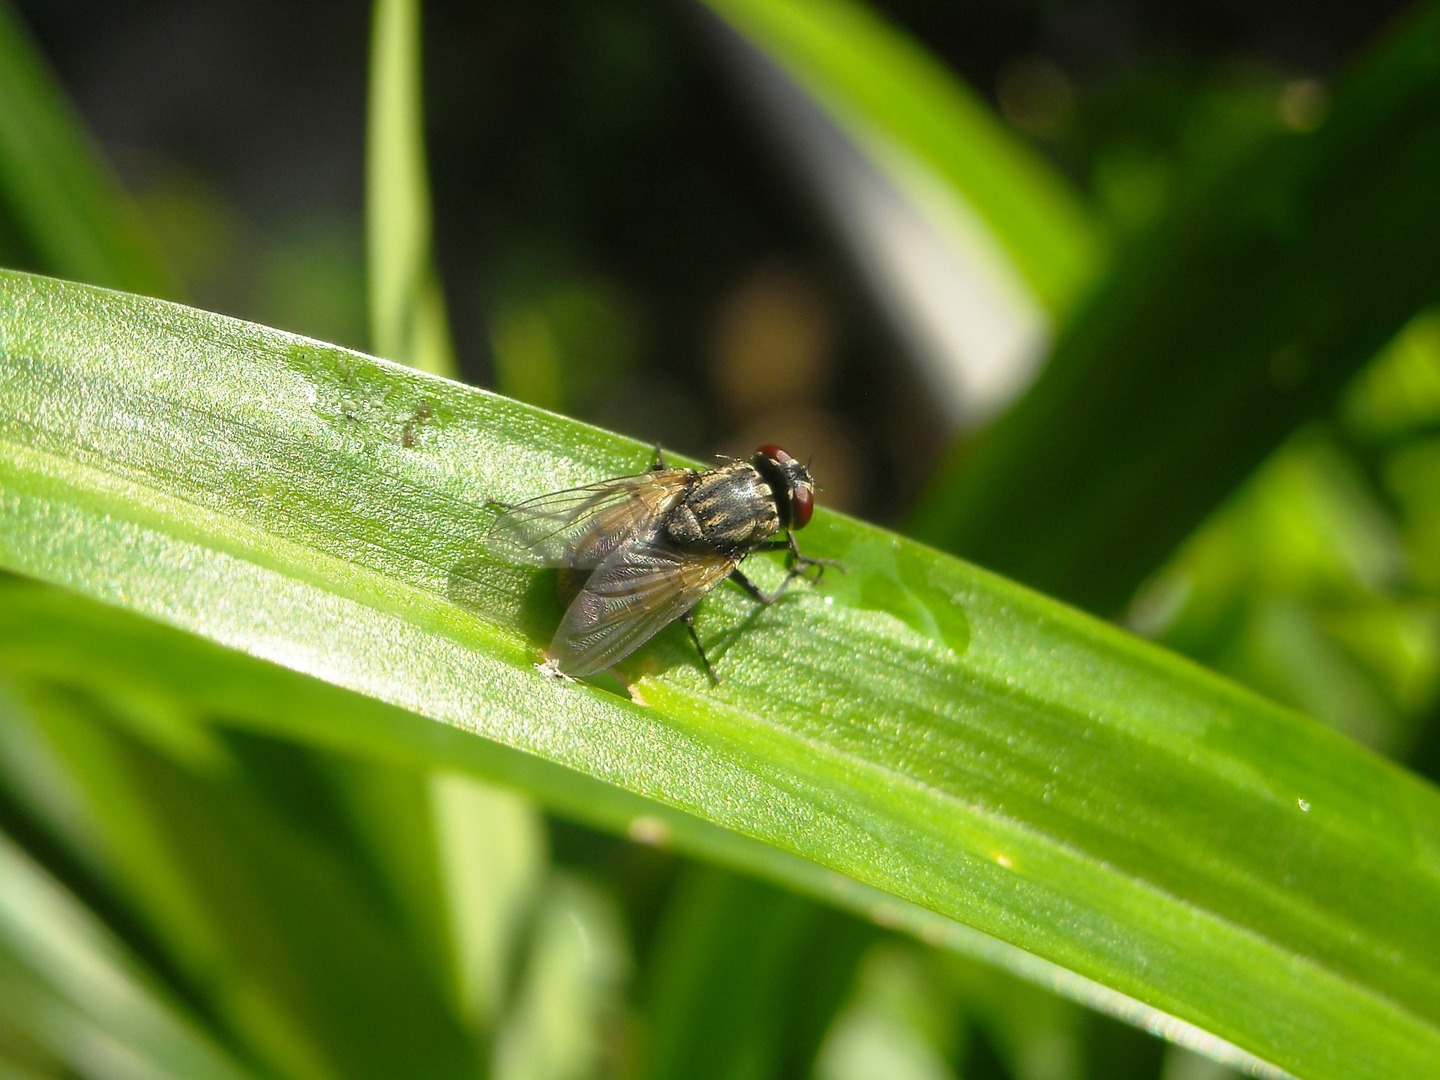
[485, 469, 691, 568]
[548, 532, 738, 677]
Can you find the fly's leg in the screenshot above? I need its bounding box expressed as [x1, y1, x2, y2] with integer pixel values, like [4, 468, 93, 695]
[680, 610, 720, 684]
[756, 531, 845, 583]
[729, 566, 795, 605]
[712, 534, 839, 679]
[728, 543, 836, 605]
[732, 532, 845, 604]
[650, 443, 668, 472]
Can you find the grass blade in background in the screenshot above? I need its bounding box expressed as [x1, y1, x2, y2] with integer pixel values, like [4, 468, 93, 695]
[0, 0, 173, 296]
[910, 2, 1440, 616]
[0, 831, 256, 1080]
[639, 867, 872, 1080]
[0, 671, 478, 1080]
[367, 0, 456, 377]
[702, 0, 1100, 320]
[366, 5, 569, 1064]
[2, 271, 1440, 1078]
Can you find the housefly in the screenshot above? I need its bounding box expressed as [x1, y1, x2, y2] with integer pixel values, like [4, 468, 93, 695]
[485, 445, 832, 680]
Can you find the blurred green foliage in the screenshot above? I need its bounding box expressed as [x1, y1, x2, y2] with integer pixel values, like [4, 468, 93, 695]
[1139, 309, 1440, 759]
[2, 0, 1440, 1078]
[911, 1, 1440, 620]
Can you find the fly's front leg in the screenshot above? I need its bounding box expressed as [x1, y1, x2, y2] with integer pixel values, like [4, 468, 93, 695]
[730, 533, 840, 605]
[757, 532, 845, 582]
[728, 566, 794, 606]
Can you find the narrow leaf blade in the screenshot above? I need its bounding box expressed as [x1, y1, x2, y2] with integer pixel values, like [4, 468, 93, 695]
[1, 271, 1438, 1080]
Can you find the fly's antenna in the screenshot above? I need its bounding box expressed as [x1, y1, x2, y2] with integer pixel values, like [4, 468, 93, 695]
[806, 454, 823, 493]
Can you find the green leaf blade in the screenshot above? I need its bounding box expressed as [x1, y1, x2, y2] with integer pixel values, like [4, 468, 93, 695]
[910, 4, 1440, 614]
[0, 2, 174, 297]
[705, 0, 1101, 317]
[366, 0, 456, 377]
[2, 270, 1439, 1079]
[0, 832, 259, 1080]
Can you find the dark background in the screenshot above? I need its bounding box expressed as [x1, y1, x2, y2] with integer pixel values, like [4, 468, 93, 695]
[12, 0, 1412, 524]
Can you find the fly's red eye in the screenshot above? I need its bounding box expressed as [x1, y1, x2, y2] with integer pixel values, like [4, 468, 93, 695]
[792, 484, 813, 528]
[757, 443, 793, 465]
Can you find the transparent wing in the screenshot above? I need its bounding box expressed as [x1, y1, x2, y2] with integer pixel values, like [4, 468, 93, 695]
[548, 533, 738, 677]
[484, 469, 691, 568]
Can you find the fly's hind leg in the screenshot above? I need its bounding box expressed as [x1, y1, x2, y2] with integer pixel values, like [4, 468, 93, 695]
[650, 443, 668, 472]
[680, 610, 719, 684]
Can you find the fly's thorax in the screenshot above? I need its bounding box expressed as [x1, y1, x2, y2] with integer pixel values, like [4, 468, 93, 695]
[665, 461, 781, 553]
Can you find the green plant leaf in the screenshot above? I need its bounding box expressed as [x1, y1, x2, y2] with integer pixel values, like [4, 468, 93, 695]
[2, 270, 1439, 1080]
[492, 873, 627, 1080]
[0, 830, 256, 1080]
[639, 865, 872, 1080]
[909, 4, 1440, 616]
[0, 676, 477, 1080]
[365, 7, 555, 1060]
[0, 1, 173, 296]
[703, 0, 1100, 318]
[366, 0, 456, 377]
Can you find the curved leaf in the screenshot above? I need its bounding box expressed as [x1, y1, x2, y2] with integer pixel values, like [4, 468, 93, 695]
[0, 831, 256, 1080]
[1, 270, 1438, 1080]
[0, 1, 173, 296]
[703, 0, 1098, 318]
[909, 3, 1440, 615]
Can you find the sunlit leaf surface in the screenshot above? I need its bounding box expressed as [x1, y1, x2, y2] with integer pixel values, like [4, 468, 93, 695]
[2, 271, 1439, 1080]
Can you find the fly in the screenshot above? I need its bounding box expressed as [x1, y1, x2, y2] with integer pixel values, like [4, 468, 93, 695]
[485, 444, 833, 681]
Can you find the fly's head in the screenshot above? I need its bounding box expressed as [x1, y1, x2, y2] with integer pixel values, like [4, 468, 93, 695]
[751, 444, 814, 531]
